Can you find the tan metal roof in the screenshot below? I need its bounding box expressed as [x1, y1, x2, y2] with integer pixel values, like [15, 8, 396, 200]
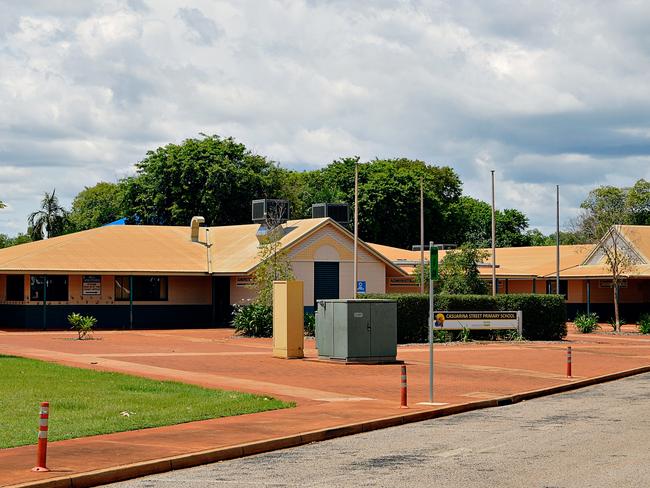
[0, 218, 405, 276]
[369, 242, 594, 279]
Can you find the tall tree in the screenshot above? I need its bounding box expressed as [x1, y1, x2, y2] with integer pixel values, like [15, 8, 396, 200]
[27, 190, 68, 240]
[577, 186, 635, 332]
[121, 134, 286, 226]
[67, 182, 125, 231]
[447, 197, 535, 248]
[626, 179, 650, 225]
[295, 157, 463, 248]
[0, 200, 5, 209]
[438, 245, 490, 295]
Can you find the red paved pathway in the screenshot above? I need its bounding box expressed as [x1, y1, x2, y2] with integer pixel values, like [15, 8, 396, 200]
[2, 326, 650, 487]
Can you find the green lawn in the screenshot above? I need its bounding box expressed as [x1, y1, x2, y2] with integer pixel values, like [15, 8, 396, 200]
[0, 355, 293, 449]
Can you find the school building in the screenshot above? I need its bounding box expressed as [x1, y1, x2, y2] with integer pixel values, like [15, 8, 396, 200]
[370, 224, 650, 322]
[2, 217, 649, 329]
[0, 217, 407, 329]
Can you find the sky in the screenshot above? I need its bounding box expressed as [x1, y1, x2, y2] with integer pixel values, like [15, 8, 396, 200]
[1, 0, 650, 236]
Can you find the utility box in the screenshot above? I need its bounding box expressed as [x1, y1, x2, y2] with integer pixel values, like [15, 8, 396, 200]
[273, 281, 304, 359]
[315, 299, 397, 363]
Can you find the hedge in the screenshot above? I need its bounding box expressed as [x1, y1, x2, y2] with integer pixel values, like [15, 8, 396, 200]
[362, 293, 566, 342]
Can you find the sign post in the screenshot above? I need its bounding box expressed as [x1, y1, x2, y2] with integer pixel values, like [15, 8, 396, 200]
[428, 243, 438, 404]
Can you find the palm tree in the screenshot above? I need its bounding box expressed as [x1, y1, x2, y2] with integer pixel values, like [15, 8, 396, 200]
[28, 190, 68, 240]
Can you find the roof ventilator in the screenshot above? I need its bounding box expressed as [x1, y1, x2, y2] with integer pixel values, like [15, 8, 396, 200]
[190, 216, 205, 242]
[252, 199, 290, 243]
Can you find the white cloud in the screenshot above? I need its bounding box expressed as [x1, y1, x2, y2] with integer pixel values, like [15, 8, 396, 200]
[2, 0, 650, 235]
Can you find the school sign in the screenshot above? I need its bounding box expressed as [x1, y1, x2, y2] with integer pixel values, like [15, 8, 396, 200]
[433, 311, 522, 335]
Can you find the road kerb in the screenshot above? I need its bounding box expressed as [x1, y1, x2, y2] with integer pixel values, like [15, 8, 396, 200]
[8, 364, 650, 488]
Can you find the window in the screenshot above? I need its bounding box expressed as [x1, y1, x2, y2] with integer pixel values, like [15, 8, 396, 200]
[115, 276, 168, 301]
[6, 275, 24, 301]
[30, 275, 69, 301]
[546, 279, 568, 298]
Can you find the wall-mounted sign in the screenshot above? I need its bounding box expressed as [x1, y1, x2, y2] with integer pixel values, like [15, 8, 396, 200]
[82, 275, 102, 296]
[356, 280, 366, 294]
[388, 277, 419, 287]
[433, 311, 522, 334]
[598, 279, 628, 289]
[236, 276, 254, 288]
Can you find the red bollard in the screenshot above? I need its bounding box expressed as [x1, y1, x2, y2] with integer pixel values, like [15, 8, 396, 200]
[400, 364, 408, 408]
[566, 346, 572, 378]
[32, 402, 50, 472]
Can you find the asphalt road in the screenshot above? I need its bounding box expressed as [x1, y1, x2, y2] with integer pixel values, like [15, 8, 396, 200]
[107, 373, 650, 488]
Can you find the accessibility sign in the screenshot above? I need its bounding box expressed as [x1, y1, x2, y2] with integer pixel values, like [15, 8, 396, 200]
[356, 280, 367, 294]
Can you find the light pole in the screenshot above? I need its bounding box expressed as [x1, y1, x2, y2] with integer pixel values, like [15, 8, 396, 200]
[353, 160, 359, 299]
[420, 176, 425, 294]
[491, 170, 496, 296]
[556, 185, 560, 293]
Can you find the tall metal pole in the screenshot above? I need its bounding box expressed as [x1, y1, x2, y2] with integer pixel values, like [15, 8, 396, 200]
[491, 170, 496, 296]
[420, 176, 425, 294]
[42, 276, 47, 331]
[556, 185, 560, 294]
[428, 241, 434, 403]
[353, 161, 359, 299]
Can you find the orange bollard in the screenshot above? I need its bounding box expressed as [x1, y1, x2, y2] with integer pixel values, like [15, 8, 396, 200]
[400, 364, 408, 408]
[566, 346, 572, 378]
[32, 402, 50, 472]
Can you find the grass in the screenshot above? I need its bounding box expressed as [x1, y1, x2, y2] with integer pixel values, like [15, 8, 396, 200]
[0, 355, 293, 449]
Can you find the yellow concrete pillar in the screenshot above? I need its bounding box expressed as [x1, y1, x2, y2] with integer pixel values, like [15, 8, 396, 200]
[272, 280, 304, 359]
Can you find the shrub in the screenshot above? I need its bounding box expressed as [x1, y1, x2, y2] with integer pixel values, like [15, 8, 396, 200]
[304, 313, 315, 337]
[232, 304, 273, 337]
[496, 294, 567, 341]
[574, 312, 599, 334]
[67, 313, 97, 340]
[638, 313, 650, 334]
[364, 293, 429, 343]
[361, 293, 566, 342]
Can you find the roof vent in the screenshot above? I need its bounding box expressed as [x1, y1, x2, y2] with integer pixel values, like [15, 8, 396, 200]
[252, 200, 290, 243]
[252, 199, 290, 224]
[311, 203, 350, 224]
[190, 216, 205, 242]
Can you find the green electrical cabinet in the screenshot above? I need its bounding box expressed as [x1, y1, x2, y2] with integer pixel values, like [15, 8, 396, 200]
[315, 299, 397, 363]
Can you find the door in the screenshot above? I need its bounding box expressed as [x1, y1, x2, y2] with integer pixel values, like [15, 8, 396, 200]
[314, 262, 340, 304]
[212, 276, 231, 326]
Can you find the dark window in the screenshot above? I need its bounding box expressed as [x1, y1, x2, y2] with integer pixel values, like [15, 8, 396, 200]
[314, 262, 340, 303]
[546, 280, 568, 298]
[115, 276, 168, 301]
[30, 275, 68, 301]
[6, 275, 25, 301]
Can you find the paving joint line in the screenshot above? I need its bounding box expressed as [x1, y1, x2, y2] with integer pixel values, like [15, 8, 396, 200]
[7, 363, 650, 488]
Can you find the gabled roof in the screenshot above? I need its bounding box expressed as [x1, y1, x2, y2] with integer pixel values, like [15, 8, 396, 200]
[0, 218, 406, 276]
[368, 242, 592, 279]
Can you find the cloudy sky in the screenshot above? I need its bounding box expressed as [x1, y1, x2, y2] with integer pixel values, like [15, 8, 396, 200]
[1, 0, 650, 236]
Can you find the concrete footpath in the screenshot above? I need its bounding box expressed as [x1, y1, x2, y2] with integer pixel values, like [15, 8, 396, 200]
[2, 327, 650, 487]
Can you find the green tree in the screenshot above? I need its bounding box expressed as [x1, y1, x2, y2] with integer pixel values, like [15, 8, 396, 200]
[67, 182, 125, 231]
[0, 200, 5, 209]
[251, 203, 295, 307]
[121, 134, 286, 226]
[0, 233, 32, 248]
[27, 189, 68, 240]
[447, 197, 535, 248]
[438, 245, 489, 294]
[626, 178, 650, 225]
[295, 157, 463, 248]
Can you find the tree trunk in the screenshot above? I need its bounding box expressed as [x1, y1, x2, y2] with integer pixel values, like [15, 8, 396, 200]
[613, 283, 621, 333]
